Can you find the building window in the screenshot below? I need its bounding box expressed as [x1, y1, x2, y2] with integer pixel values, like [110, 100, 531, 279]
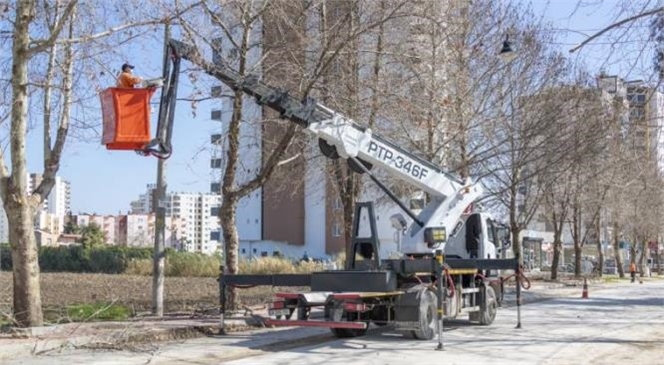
[261, 251, 268, 257]
[333, 198, 342, 210]
[210, 207, 220, 216]
[210, 110, 222, 121]
[253, 248, 257, 253]
[211, 86, 222, 97]
[210, 134, 223, 144]
[241, 248, 246, 254]
[210, 231, 221, 241]
[332, 222, 342, 237]
[210, 183, 221, 192]
[210, 158, 222, 168]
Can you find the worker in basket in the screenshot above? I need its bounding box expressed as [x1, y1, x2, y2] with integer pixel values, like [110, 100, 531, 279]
[116, 63, 163, 88]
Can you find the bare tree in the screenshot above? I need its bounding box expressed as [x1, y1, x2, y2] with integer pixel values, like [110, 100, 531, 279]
[4, 0, 77, 327]
[175, 0, 406, 306]
[2, 0, 194, 327]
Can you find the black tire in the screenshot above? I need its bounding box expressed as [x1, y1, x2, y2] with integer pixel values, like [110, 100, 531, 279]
[331, 326, 368, 338]
[479, 286, 497, 326]
[412, 289, 437, 340]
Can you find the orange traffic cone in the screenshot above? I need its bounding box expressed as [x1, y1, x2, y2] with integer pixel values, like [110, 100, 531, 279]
[581, 278, 589, 299]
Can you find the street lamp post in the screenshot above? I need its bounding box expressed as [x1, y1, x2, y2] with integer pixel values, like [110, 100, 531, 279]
[499, 35, 517, 62]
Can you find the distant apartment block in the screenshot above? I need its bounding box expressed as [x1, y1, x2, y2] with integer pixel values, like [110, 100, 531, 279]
[130, 186, 222, 254]
[72, 213, 183, 249]
[73, 214, 117, 244]
[598, 75, 664, 173]
[0, 173, 71, 243]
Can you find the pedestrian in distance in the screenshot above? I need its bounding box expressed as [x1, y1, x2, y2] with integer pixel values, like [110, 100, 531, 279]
[629, 262, 637, 283]
[116, 63, 143, 88]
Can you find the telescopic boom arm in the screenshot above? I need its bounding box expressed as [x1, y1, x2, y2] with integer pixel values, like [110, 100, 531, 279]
[163, 39, 482, 250]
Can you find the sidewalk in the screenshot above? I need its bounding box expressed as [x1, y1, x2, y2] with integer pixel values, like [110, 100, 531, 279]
[2, 276, 649, 361]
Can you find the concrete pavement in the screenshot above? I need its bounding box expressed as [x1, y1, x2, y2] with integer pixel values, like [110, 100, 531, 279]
[0, 274, 664, 364]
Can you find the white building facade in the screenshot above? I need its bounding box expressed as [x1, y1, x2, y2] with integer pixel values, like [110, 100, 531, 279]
[130, 186, 222, 254]
[0, 173, 71, 243]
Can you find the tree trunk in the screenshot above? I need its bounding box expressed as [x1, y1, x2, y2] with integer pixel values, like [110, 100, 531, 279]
[510, 224, 522, 267]
[8, 0, 43, 328]
[220, 195, 239, 310]
[342, 184, 355, 269]
[637, 240, 646, 278]
[613, 222, 624, 278]
[7, 198, 42, 327]
[550, 239, 561, 280]
[574, 243, 582, 278]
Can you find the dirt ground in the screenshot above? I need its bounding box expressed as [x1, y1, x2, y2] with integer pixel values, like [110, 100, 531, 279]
[0, 272, 284, 320]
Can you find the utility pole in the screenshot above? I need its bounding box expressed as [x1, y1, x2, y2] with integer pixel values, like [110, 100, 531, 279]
[152, 24, 171, 317]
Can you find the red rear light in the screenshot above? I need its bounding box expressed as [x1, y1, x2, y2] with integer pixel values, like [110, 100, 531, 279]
[344, 302, 368, 312]
[269, 300, 285, 310]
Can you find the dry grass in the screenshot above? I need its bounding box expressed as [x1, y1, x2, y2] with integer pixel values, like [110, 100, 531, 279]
[124, 255, 345, 277]
[238, 257, 327, 274]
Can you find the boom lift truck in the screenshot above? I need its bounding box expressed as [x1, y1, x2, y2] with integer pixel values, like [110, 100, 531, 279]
[109, 39, 524, 343]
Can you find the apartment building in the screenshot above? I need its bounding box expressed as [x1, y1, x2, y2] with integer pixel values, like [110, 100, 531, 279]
[130, 186, 221, 254]
[71, 213, 183, 249]
[625, 81, 664, 169]
[170, 193, 221, 254]
[204, 2, 418, 260]
[71, 214, 116, 244]
[597, 75, 664, 171]
[0, 173, 71, 243]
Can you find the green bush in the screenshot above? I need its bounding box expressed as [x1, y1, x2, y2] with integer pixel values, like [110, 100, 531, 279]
[66, 302, 131, 322]
[0, 244, 344, 277]
[40, 245, 89, 272]
[1, 244, 154, 274]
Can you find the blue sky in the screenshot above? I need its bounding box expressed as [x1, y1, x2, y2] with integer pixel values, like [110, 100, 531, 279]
[26, 34, 220, 215]
[46, 0, 654, 215]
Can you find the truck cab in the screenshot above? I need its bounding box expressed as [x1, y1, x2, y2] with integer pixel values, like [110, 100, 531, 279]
[400, 211, 507, 261]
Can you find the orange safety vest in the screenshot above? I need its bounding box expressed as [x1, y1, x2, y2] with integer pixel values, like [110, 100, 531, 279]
[116, 71, 141, 88]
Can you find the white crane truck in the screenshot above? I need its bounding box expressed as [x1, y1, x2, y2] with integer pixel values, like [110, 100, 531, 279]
[150, 40, 522, 344]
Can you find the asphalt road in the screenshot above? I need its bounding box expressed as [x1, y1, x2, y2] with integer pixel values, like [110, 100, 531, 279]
[4, 279, 663, 365]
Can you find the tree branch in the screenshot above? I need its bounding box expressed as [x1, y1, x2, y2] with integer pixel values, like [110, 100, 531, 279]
[27, 0, 78, 55]
[569, 6, 664, 53]
[235, 123, 298, 197]
[32, 8, 76, 206]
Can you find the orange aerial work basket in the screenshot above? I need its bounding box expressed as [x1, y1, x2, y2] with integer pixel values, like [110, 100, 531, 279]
[100, 88, 156, 150]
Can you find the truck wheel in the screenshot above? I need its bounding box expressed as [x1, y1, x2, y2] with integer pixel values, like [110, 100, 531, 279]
[479, 286, 497, 326]
[412, 289, 437, 340]
[331, 326, 368, 338]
